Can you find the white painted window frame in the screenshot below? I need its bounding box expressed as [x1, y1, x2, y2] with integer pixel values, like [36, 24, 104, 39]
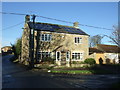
[41, 34, 52, 42]
[72, 52, 83, 61]
[74, 37, 82, 44]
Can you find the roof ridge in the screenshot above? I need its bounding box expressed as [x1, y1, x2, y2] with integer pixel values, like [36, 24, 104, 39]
[34, 22, 76, 29]
[97, 44, 118, 47]
[28, 21, 89, 36]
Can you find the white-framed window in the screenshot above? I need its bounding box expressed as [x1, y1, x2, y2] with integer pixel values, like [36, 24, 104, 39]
[38, 52, 51, 60]
[75, 37, 82, 44]
[41, 34, 52, 41]
[72, 53, 83, 60]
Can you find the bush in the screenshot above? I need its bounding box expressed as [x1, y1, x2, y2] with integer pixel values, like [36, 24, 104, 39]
[72, 61, 77, 64]
[42, 57, 55, 64]
[84, 58, 96, 65]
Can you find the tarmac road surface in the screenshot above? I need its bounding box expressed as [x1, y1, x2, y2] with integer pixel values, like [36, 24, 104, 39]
[2, 55, 120, 89]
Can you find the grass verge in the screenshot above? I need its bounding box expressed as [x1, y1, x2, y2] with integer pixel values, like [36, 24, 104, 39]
[51, 70, 92, 74]
[51, 69, 113, 74]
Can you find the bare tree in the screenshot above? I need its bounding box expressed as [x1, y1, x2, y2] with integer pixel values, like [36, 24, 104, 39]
[89, 35, 103, 47]
[103, 26, 120, 47]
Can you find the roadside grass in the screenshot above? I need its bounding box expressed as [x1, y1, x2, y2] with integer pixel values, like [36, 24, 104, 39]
[50, 64, 118, 74]
[50, 69, 112, 74]
[51, 70, 92, 74]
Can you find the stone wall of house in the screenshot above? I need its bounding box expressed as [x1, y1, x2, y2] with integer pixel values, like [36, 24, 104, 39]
[64, 33, 89, 61]
[104, 53, 119, 64]
[35, 31, 89, 62]
[21, 23, 89, 65]
[89, 53, 120, 64]
[21, 23, 30, 65]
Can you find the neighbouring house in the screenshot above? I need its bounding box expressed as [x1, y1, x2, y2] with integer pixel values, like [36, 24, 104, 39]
[89, 44, 120, 64]
[21, 15, 89, 65]
[89, 47, 105, 64]
[1, 46, 12, 54]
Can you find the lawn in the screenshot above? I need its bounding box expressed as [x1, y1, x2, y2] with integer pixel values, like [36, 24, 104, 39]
[51, 70, 92, 74]
[50, 69, 112, 74]
[50, 64, 120, 74]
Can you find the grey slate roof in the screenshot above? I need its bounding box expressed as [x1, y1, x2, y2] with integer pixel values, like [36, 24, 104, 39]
[28, 22, 88, 35]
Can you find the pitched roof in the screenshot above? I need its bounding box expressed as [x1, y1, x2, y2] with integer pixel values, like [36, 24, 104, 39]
[89, 47, 103, 53]
[97, 44, 120, 53]
[28, 22, 89, 35]
[1, 46, 12, 49]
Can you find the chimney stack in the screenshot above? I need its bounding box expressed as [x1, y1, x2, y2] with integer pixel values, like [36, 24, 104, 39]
[25, 15, 30, 23]
[73, 22, 79, 28]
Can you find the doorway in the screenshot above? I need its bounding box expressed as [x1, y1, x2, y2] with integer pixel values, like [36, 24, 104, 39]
[56, 51, 61, 61]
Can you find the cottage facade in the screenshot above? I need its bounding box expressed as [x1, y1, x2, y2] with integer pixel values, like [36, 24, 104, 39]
[21, 15, 89, 65]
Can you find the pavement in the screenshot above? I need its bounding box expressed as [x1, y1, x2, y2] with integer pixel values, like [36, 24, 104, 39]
[2, 55, 120, 89]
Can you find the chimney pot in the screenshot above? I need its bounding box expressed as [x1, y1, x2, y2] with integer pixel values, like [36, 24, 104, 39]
[25, 15, 30, 23]
[73, 22, 79, 28]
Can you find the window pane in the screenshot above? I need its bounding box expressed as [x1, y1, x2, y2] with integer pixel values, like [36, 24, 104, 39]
[47, 34, 50, 41]
[79, 37, 82, 43]
[72, 55, 74, 59]
[45, 34, 47, 41]
[78, 54, 80, 59]
[77, 37, 79, 43]
[72, 53, 83, 60]
[49, 35, 52, 41]
[42, 34, 44, 41]
[48, 34, 51, 41]
[75, 54, 77, 60]
[75, 37, 77, 43]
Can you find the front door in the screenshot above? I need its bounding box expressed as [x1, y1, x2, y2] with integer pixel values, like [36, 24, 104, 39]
[56, 51, 61, 61]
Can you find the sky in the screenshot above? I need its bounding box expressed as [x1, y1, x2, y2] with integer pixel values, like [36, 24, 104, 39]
[1, 2, 118, 47]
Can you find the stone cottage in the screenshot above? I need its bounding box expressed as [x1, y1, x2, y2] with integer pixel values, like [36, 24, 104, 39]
[21, 15, 89, 65]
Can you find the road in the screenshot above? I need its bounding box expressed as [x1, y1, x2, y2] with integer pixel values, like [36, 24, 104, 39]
[2, 55, 73, 88]
[2, 55, 120, 89]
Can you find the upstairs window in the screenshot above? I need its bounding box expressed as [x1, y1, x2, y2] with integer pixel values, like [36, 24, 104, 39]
[75, 37, 82, 44]
[41, 34, 52, 41]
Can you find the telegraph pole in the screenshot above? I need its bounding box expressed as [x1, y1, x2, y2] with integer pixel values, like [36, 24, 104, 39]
[30, 14, 36, 69]
[35, 31, 40, 63]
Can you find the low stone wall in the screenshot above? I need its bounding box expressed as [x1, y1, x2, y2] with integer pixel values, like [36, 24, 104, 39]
[34, 63, 90, 69]
[65, 64, 90, 67]
[34, 64, 55, 67]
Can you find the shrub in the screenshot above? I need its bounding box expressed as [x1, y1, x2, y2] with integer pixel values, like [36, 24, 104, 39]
[72, 61, 77, 64]
[42, 57, 55, 64]
[84, 58, 96, 65]
[78, 61, 86, 64]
